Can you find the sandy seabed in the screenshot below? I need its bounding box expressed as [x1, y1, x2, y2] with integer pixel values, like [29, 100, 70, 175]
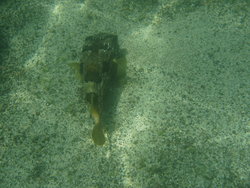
[0, 0, 249, 187]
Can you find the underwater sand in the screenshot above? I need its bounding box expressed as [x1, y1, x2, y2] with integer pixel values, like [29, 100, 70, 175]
[0, 0, 249, 187]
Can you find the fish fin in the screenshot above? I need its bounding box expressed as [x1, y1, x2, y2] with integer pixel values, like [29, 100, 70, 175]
[92, 124, 105, 145]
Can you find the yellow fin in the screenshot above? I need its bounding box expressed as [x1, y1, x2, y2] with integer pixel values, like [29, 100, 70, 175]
[92, 124, 105, 145]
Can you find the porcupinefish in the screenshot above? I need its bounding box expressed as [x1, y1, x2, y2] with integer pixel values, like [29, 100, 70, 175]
[72, 33, 126, 145]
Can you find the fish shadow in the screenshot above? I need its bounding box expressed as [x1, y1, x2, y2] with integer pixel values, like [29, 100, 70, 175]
[102, 52, 127, 141]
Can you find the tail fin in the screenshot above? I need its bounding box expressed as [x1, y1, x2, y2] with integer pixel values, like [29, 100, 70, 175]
[92, 124, 105, 145]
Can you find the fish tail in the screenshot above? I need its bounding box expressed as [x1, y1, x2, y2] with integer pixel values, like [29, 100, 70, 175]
[92, 123, 105, 145]
[90, 106, 105, 145]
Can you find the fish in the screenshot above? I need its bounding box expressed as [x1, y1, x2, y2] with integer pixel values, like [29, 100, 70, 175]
[74, 33, 126, 145]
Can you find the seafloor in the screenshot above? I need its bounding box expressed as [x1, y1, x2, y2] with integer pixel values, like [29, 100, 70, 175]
[0, 0, 249, 187]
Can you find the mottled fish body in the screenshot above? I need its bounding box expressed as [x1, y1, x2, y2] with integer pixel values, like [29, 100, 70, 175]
[80, 33, 121, 145]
